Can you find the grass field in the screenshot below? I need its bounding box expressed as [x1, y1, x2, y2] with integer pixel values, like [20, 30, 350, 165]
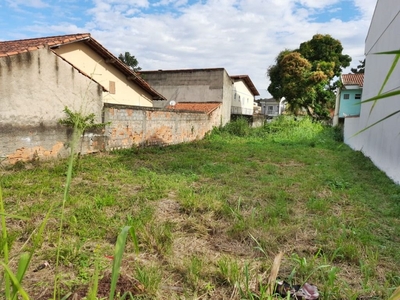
[1, 116, 400, 299]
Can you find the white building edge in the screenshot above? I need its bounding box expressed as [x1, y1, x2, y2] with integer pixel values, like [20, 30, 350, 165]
[344, 0, 400, 184]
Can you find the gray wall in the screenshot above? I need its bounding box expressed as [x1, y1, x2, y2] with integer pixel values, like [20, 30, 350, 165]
[141, 68, 232, 125]
[0, 47, 104, 163]
[104, 104, 222, 149]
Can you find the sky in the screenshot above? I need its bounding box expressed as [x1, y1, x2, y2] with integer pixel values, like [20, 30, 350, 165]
[0, 0, 377, 98]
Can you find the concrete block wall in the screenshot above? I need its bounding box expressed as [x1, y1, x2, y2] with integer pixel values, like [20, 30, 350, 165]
[0, 125, 107, 164]
[0, 104, 221, 165]
[104, 104, 221, 149]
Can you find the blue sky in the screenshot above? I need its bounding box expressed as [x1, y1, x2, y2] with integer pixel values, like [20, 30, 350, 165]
[0, 0, 377, 98]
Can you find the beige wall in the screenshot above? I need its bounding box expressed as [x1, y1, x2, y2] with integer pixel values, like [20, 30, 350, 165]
[54, 43, 153, 107]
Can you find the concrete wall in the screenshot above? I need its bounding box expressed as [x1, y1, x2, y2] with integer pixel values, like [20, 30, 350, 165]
[232, 80, 254, 115]
[54, 43, 153, 107]
[104, 104, 221, 149]
[344, 0, 400, 184]
[0, 47, 104, 163]
[0, 104, 221, 164]
[141, 68, 232, 125]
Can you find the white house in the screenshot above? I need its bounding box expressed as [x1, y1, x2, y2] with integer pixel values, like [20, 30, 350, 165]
[344, 0, 400, 184]
[230, 75, 260, 116]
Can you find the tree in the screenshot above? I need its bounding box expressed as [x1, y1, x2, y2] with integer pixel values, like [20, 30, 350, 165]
[351, 59, 365, 74]
[268, 51, 328, 117]
[267, 34, 351, 120]
[118, 52, 141, 71]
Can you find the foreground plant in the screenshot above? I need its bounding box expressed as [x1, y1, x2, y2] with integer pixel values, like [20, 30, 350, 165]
[0, 184, 53, 300]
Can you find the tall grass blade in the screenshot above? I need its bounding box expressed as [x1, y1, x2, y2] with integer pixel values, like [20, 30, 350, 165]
[0, 262, 30, 300]
[54, 124, 81, 299]
[267, 252, 284, 296]
[12, 252, 30, 300]
[369, 52, 400, 113]
[0, 184, 11, 299]
[109, 226, 131, 300]
[129, 227, 139, 254]
[354, 109, 400, 135]
[388, 286, 400, 300]
[120, 291, 135, 299]
[361, 90, 400, 104]
[87, 260, 100, 300]
[12, 203, 54, 299]
[0, 212, 28, 220]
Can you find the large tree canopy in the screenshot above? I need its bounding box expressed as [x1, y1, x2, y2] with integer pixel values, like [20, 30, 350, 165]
[118, 52, 141, 71]
[267, 34, 351, 120]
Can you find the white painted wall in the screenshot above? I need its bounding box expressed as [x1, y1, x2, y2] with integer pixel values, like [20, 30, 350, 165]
[232, 80, 254, 116]
[344, 0, 400, 184]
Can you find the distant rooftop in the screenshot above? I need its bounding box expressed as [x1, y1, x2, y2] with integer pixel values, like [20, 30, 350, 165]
[341, 73, 364, 87]
[166, 102, 221, 114]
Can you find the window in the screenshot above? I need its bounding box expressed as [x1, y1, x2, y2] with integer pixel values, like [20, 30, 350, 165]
[343, 94, 350, 100]
[355, 94, 361, 100]
[109, 81, 116, 94]
[267, 106, 274, 114]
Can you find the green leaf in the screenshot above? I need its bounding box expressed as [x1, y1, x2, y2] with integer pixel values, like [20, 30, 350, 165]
[361, 90, 400, 104]
[0, 212, 28, 219]
[87, 260, 100, 300]
[129, 226, 140, 254]
[10, 253, 31, 300]
[370, 53, 400, 113]
[109, 226, 131, 300]
[354, 109, 400, 136]
[0, 184, 11, 299]
[0, 262, 30, 300]
[388, 286, 400, 300]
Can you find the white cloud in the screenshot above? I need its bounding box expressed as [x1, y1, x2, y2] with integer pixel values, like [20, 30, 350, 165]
[6, 0, 48, 8]
[6, 0, 377, 98]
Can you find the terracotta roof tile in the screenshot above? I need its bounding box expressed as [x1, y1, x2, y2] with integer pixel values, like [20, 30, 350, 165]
[166, 102, 221, 114]
[341, 73, 364, 87]
[0, 33, 91, 56]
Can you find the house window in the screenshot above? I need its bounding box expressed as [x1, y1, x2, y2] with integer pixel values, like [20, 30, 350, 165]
[355, 94, 361, 99]
[267, 106, 274, 114]
[343, 94, 350, 100]
[109, 81, 116, 94]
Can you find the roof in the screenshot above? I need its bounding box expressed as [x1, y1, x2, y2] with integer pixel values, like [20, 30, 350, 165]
[230, 75, 260, 96]
[166, 102, 221, 114]
[256, 97, 279, 104]
[0, 33, 165, 100]
[341, 73, 364, 87]
[140, 68, 226, 74]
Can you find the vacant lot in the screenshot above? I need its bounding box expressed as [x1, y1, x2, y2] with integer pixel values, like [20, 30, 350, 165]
[1, 117, 400, 299]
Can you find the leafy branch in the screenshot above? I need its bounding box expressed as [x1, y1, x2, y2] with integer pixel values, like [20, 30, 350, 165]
[58, 106, 109, 135]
